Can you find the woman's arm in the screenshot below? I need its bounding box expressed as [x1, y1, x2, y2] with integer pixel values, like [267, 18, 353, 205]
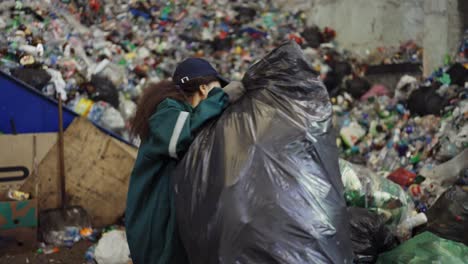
[147, 88, 229, 159]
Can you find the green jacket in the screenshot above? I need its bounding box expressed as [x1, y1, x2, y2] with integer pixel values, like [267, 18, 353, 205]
[126, 88, 229, 264]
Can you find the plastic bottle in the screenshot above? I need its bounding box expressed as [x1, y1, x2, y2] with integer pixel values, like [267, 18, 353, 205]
[85, 244, 97, 263]
[63, 226, 81, 247]
[37, 246, 60, 255]
[87, 101, 109, 123]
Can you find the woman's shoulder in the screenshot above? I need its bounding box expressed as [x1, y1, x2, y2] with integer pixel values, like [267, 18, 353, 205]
[149, 98, 192, 122]
[156, 97, 190, 111]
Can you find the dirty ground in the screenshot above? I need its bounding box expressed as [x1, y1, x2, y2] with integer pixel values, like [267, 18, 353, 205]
[0, 241, 90, 264]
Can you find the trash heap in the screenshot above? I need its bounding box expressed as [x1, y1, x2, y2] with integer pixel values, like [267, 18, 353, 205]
[335, 33, 468, 261]
[0, 0, 423, 143]
[1, 0, 467, 263]
[362, 40, 422, 65]
[0, 0, 314, 143]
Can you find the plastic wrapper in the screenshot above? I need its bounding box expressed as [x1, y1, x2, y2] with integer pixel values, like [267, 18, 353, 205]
[417, 186, 468, 245]
[376, 232, 468, 264]
[394, 75, 418, 102]
[95, 230, 131, 264]
[348, 207, 397, 263]
[174, 42, 353, 264]
[98, 106, 125, 132]
[96, 62, 126, 87]
[340, 159, 413, 228]
[119, 96, 137, 121]
[46, 68, 67, 101]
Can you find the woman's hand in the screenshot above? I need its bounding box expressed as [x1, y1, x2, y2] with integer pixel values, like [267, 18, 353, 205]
[224, 81, 246, 103]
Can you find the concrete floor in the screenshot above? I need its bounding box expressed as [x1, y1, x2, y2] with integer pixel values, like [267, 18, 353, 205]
[0, 241, 91, 264]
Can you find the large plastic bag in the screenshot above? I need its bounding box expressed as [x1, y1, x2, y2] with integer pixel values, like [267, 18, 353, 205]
[376, 232, 468, 264]
[174, 42, 353, 264]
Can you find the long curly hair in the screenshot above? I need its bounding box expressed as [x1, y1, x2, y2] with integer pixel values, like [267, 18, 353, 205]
[130, 76, 219, 140]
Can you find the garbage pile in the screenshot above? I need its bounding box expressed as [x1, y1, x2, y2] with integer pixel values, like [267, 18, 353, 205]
[362, 40, 422, 65]
[0, 0, 312, 142]
[335, 33, 468, 262]
[0, 0, 424, 143]
[1, 0, 467, 263]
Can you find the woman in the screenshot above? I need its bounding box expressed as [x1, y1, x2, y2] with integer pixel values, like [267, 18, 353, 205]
[125, 58, 245, 264]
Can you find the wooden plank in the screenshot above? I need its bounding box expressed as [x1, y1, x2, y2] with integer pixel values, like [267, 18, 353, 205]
[0, 133, 57, 198]
[20, 118, 137, 227]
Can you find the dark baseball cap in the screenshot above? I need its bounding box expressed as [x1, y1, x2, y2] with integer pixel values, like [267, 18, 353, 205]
[172, 58, 230, 87]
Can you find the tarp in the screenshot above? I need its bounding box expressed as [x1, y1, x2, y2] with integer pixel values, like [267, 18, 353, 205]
[377, 232, 468, 264]
[174, 42, 353, 263]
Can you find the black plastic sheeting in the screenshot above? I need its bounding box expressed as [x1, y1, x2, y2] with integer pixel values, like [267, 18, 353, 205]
[87, 74, 119, 108]
[416, 186, 468, 245]
[10, 68, 51, 90]
[407, 85, 446, 116]
[174, 42, 353, 264]
[345, 77, 371, 99]
[348, 207, 398, 263]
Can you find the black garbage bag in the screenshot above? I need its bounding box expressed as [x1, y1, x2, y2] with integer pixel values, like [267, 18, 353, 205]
[234, 6, 257, 24]
[416, 186, 468, 245]
[302, 26, 323, 48]
[407, 85, 446, 116]
[334, 61, 353, 78]
[324, 61, 352, 96]
[446, 63, 468, 87]
[345, 77, 371, 99]
[323, 70, 342, 96]
[174, 42, 353, 264]
[85, 75, 119, 108]
[348, 207, 398, 263]
[10, 68, 51, 90]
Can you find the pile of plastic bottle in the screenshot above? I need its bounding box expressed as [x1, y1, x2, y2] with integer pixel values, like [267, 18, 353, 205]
[335, 35, 468, 241]
[1, 1, 467, 261]
[334, 91, 467, 175]
[0, 0, 320, 143]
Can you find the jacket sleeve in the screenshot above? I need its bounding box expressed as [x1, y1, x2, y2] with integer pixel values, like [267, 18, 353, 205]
[147, 88, 228, 159]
